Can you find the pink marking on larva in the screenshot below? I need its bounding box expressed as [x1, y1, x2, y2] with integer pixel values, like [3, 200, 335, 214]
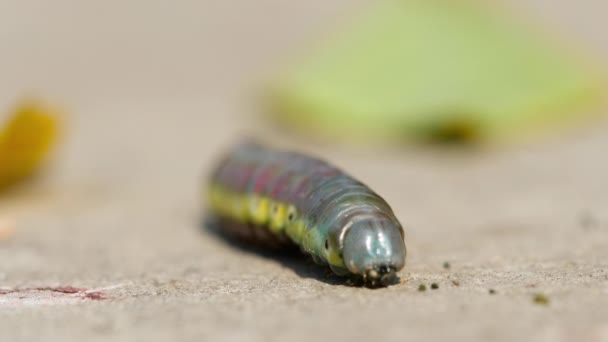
[268, 159, 314, 198]
[238, 164, 257, 192]
[234, 164, 251, 191]
[318, 168, 341, 178]
[225, 160, 241, 188]
[253, 165, 277, 194]
[270, 174, 291, 198]
[292, 177, 312, 200]
[215, 160, 234, 189]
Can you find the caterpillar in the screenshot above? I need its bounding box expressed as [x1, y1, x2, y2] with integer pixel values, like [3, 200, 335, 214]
[206, 142, 406, 286]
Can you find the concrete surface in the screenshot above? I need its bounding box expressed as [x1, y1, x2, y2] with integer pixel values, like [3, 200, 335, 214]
[0, 1, 607, 341]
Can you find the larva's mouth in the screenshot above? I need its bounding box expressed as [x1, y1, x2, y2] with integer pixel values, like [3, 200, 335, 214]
[364, 265, 397, 287]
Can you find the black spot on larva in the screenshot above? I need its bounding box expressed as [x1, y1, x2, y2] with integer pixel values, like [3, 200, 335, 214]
[288, 213, 294, 221]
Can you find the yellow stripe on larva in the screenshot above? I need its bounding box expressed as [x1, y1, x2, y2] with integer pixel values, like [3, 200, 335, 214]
[234, 195, 250, 221]
[285, 219, 305, 246]
[208, 186, 221, 212]
[249, 195, 270, 226]
[207, 186, 312, 246]
[269, 202, 287, 233]
[327, 248, 345, 267]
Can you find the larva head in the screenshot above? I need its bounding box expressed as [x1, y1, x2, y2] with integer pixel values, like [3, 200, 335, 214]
[341, 216, 406, 286]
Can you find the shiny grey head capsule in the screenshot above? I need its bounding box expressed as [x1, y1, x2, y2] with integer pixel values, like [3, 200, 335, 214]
[341, 216, 406, 286]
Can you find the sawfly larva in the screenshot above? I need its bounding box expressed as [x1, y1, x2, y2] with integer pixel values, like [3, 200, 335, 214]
[206, 142, 406, 286]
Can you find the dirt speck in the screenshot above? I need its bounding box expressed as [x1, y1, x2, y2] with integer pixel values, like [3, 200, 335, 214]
[533, 293, 550, 305]
[579, 211, 599, 230]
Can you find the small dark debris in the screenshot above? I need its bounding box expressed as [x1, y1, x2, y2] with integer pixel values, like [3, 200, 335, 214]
[489, 289, 496, 295]
[443, 262, 451, 269]
[418, 284, 427, 292]
[430, 283, 439, 290]
[533, 293, 550, 305]
[579, 211, 599, 230]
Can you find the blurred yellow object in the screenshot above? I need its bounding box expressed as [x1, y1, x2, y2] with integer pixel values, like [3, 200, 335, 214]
[0, 100, 60, 190]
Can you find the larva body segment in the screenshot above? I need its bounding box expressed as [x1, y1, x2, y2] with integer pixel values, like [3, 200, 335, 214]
[207, 142, 406, 285]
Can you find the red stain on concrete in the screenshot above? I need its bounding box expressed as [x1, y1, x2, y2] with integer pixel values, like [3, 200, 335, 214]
[83, 292, 106, 300]
[0, 286, 107, 302]
[34, 286, 86, 294]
